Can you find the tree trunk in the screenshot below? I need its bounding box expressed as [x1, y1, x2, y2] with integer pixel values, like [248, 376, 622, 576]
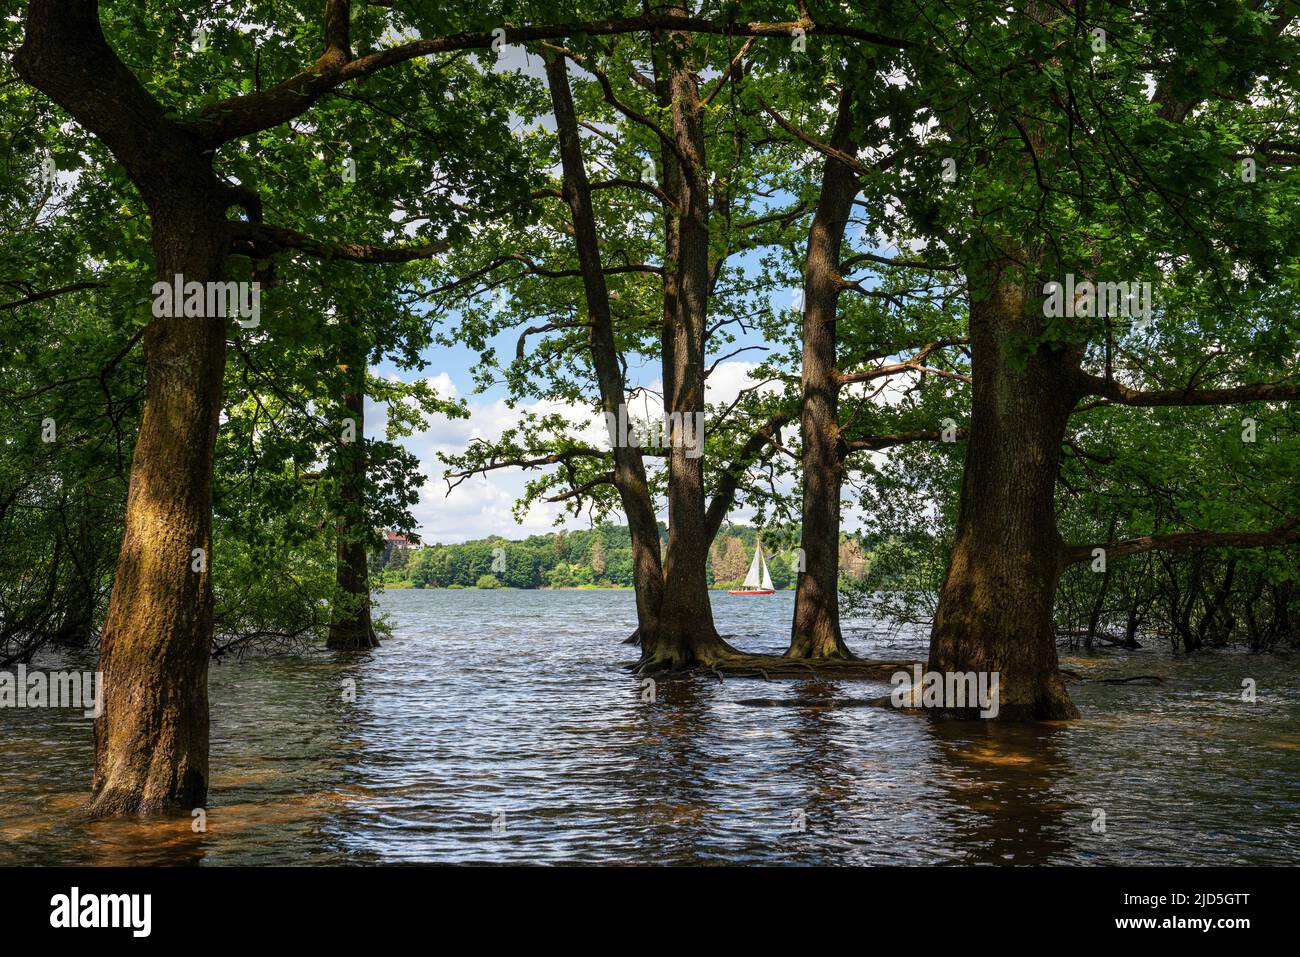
[327, 352, 379, 650]
[544, 55, 664, 647]
[1124, 605, 1143, 648]
[1178, 555, 1204, 652]
[1195, 558, 1236, 649]
[1084, 513, 1119, 651]
[788, 90, 859, 660]
[52, 510, 98, 647]
[639, 41, 736, 669]
[89, 206, 229, 814]
[17, 0, 238, 816]
[927, 259, 1080, 720]
[1271, 583, 1293, 648]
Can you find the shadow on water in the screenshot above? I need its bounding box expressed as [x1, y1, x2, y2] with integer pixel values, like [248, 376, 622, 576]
[621, 673, 724, 861]
[919, 718, 1078, 865]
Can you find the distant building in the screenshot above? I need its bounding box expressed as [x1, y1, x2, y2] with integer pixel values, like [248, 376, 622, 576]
[381, 530, 412, 566]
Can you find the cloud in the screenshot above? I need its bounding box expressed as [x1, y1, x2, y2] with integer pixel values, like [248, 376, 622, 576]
[383, 361, 784, 540]
[423, 371, 457, 399]
[412, 471, 568, 545]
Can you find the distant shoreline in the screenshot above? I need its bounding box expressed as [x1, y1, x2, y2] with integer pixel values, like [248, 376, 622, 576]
[378, 582, 796, 592]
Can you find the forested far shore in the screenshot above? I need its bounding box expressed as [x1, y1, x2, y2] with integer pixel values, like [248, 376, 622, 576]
[375, 523, 1299, 654]
[378, 523, 869, 591]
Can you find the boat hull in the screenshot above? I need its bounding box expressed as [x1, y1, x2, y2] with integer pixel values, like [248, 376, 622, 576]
[727, 589, 775, 595]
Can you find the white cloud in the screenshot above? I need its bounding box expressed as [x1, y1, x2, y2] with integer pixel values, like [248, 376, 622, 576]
[381, 361, 787, 540]
[423, 371, 457, 399]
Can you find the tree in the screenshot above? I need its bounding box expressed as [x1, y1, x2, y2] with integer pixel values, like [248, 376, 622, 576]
[712, 537, 751, 583]
[787, 85, 862, 657]
[441, 6, 955, 679]
[891, 0, 1300, 717]
[748, 46, 967, 658]
[18, 0, 777, 814]
[326, 325, 379, 649]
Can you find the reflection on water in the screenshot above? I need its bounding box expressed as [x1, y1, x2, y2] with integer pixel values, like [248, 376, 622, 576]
[1, 589, 1297, 865]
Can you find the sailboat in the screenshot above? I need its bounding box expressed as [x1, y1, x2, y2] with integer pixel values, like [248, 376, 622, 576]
[728, 541, 775, 595]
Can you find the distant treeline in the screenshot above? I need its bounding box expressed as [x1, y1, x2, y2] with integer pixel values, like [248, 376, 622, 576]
[385, 521, 1300, 654]
[382, 524, 870, 591]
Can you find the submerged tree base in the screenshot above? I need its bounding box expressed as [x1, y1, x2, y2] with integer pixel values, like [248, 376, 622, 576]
[784, 635, 857, 660]
[887, 674, 1080, 721]
[84, 770, 207, 820]
[631, 651, 1092, 722]
[630, 648, 919, 680]
[326, 623, 380, 651]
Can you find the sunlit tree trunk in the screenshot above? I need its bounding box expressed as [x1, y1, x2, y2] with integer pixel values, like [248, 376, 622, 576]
[17, 1, 232, 813]
[927, 259, 1080, 720]
[89, 206, 229, 813]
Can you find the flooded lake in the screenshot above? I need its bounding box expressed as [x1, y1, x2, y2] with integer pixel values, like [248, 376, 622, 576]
[1, 589, 1297, 865]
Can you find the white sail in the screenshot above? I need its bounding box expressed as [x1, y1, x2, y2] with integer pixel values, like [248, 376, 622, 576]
[743, 540, 759, 587]
[743, 542, 773, 590]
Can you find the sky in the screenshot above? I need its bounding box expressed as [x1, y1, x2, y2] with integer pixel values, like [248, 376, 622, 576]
[365, 258, 917, 545]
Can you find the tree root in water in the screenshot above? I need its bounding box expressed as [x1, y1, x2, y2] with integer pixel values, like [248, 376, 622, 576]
[735, 696, 878, 708]
[626, 651, 921, 681]
[1086, 674, 1164, 684]
[1061, 669, 1163, 685]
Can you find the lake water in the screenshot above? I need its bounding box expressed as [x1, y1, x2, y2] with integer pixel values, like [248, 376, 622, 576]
[1, 588, 1297, 865]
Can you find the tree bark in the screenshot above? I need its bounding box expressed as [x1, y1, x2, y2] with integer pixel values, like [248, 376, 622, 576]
[17, 0, 232, 814]
[639, 25, 738, 668]
[922, 1, 1299, 716]
[788, 90, 859, 660]
[927, 259, 1081, 720]
[327, 350, 379, 650]
[544, 54, 664, 646]
[88, 204, 229, 814]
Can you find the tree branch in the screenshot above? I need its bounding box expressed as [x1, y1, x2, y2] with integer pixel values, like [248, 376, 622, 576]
[190, 12, 912, 146]
[230, 222, 451, 263]
[0, 280, 103, 310]
[844, 428, 966, 452]
[1075, 371, 1300, 407]
[1062, 518, 1300, 566]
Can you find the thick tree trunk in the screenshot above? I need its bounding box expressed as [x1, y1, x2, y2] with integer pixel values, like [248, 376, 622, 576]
[18, 0, 235, 816]
[327, 355, 379, 650]
[544, 55, 664, 647]
[927, 260, 1081, 720]
[640, 40, 736, 669]
[788, 91, 859, 660]
[89, 206, 229, 814]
